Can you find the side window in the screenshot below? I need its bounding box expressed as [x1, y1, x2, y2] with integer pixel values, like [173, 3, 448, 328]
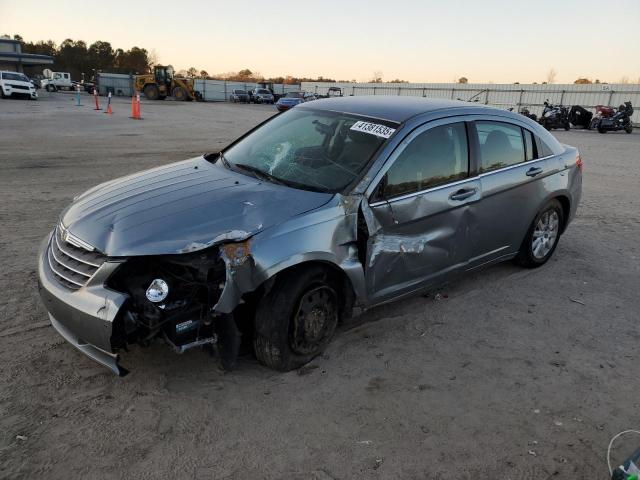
[384, 122, 469, 198]
[476, 121, 525, 173]
[536, 136, 555, 157]
[523, 128, 536, 161]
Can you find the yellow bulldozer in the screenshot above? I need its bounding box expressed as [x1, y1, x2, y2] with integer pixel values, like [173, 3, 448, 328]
[134, 65, 202, 101]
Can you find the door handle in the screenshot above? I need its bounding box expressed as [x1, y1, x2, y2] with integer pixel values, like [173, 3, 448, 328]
[526, 167, 544, 177]
[449, 188, 476, 201]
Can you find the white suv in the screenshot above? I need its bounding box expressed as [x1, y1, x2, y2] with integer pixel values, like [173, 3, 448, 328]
[0, 71, 38, 100]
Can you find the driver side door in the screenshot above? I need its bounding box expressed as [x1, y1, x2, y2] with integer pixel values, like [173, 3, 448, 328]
[364, 119, 481, 303]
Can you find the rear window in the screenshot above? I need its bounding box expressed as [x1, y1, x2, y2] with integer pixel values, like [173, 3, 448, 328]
[475, 121, 525, 173]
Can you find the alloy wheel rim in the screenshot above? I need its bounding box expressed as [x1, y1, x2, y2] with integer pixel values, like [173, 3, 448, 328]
[532, 210, 559, 259]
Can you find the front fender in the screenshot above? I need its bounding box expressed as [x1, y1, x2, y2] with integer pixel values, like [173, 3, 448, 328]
[213, 198, 368, 313]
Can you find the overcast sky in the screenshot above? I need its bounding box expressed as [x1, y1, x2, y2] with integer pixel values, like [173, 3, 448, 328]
[2, 0, 639, 83]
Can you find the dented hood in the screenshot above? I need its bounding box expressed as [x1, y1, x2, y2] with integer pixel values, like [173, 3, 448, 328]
[60, 156, 333, 256]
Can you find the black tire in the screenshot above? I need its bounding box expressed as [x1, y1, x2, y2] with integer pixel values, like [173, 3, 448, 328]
[540, 119, 550, 130]
[172, 86, 187, 101]
[564, 122, 570, 131]
[515, 199, 564, 268]
[625, 125, 633, 134]
[253, 266, 340, 371]
[598, 126, 606, 134]
[144, 84, 159, 101]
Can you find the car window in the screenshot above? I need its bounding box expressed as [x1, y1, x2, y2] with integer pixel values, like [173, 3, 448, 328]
[384, 122, 469, 198]
[536, 136, 555, 157]
[523, 128, 536, 161]
[476, 121, 525, 173]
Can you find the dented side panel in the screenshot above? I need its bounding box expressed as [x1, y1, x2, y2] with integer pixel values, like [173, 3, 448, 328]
[363, 179, 481, 303]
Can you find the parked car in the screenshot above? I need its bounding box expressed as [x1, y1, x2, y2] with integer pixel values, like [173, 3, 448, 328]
[0, 71, 38, 100]
[37, 97, 582, 375]
[275, 91, 315, 111]
[251, 88, 275, 104]
[229, 89, 250, 103]
[82, 81, 96, 94]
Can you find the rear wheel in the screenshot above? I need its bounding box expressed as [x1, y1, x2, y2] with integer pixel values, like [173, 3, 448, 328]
[625, 125, 633, 134]
[143, 84, 159, 100]
[253, 266, 339, 371]
[564, 122, 570, 131]
[598, 126, 607, 134]
[515, 199, 564, 268]
[172, 86, 187, 101]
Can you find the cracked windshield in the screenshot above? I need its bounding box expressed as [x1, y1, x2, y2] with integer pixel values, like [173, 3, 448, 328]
[223, 109, 395, 192]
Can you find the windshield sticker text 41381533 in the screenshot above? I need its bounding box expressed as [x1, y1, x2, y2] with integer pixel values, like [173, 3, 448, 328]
[350, 121, 396, 139]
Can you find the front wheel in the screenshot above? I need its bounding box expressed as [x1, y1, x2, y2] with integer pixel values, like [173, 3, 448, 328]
[144, 84, 159, 100]
[515, 199, 564, 268]
[625, 124, 633, 134]
[598, 126, 607, 134]
[253, 266, 340, 371]
[564, 122, 570, 131]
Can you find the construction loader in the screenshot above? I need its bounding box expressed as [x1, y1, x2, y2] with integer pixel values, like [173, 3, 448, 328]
[135, 66, 202, 101]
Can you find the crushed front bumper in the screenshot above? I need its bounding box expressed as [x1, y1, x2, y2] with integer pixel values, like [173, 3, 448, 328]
[37, 232, 129, 375]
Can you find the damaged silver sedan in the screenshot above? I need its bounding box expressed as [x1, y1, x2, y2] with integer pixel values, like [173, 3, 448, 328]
[37, 97, 582, 375]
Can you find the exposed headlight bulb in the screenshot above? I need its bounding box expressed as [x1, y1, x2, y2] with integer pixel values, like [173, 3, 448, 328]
[146, 279, 169, 303]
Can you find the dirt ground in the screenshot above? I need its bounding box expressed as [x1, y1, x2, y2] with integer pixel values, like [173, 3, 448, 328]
[1, 91, 638, 480]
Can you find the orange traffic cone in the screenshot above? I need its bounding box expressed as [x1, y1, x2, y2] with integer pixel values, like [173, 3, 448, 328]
[130, 93, 142, 120]
[104, 92, 113, 114]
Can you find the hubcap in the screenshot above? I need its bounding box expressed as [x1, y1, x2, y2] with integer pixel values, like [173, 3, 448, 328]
[532, 210, 559, 259]
[290, 286, 337, 355]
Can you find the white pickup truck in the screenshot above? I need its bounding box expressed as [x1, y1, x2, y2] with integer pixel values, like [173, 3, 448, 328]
[40, 70, 73, 92]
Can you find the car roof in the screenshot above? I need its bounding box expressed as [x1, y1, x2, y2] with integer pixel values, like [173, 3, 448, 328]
[296, 95, 490, 123]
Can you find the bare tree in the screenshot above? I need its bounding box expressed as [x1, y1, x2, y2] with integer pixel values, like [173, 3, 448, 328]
[546, 68, 557, 84]
[371, 70, 383, 83]
[148, 48, 158, 68]
[458, 76, 468, 84]
[618, 76, 630, 84]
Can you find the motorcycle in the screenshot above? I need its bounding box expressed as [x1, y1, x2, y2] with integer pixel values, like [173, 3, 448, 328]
[589, 105, 615, 130]
[568, 105, 593, 128]
[595, 102, 634, 134]
[519, 107, 538, 122]
[539, 101, 570, 130]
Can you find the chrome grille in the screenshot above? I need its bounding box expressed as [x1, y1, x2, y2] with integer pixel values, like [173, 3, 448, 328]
[47, 227, 107, 290]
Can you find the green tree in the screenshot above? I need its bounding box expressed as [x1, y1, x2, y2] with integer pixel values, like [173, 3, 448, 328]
[87, 41, 115, 72]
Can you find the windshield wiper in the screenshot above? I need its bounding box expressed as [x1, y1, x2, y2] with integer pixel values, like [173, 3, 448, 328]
[234, 163, 328, 193]
[233, 163, 286, 186]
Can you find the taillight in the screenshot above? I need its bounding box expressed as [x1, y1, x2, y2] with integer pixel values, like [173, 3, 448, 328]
[576, 154, 583, 172]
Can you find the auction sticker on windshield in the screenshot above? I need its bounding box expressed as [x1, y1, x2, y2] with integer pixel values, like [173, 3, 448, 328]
[350, 121, 396, 139]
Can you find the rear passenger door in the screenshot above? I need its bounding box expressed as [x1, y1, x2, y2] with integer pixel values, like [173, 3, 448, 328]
[468, 119, 555, 267]
[365, 119, 480, 302]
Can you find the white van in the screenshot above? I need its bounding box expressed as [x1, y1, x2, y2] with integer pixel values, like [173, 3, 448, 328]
[0, 71, 38, 100]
